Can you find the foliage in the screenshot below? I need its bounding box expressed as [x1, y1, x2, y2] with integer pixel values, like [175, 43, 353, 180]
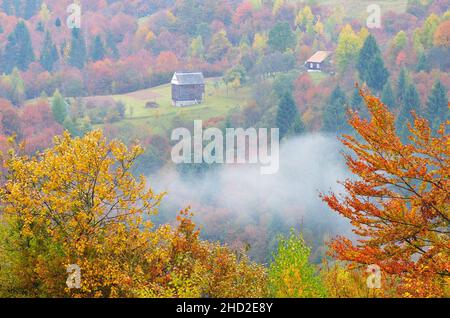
[0, 130, 267, 298]
[2, 21, 35, 73]
[357, 35, 389, 92]
[398, 83, 421, 137]
[322, 89, 450, 298]
[51, 89, 68, 125]
[427, 80, 449, 131]
[321, 261, 400, 298]
[397, 67, 409, 104]
[268, 22, 296, 53]
[40, 31, 58, 72]
[276, 92, 302, 139]
[381, 82, 396, 110]
[335, 25, 363, 71]
[268, 231, 327, 298]
[323, 86, 348, 133]
[90, 35, 106, 62]
[206, 30, 232, 63]
[69, 28, 87, 70]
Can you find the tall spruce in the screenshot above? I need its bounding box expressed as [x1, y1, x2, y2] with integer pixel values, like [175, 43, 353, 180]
[351, 86, 363, 110]
[106, 32, 119, 59]
[40, 31, 58, 71]
[427, 80, 448, 130]
[90, 35, 105, 62]
[2, 0, 13, 15]
[398, 83, 421, 138]
[416, 53, 430, 72]
[397, 67, 408, 104]
[357, 34, 389, 92]
[24, 0, 41, 19]
[2, 20, 35, 73]
[276, 92, 302, 139]
[323, 86, 348, 134]
[68, 28, 87, 69]
[2, 0, 41, 18]
[350, 86, 368, 118]
[268, 22, 296, 53]
[11, 0, 21, 16]
[381, 81, 395, 110]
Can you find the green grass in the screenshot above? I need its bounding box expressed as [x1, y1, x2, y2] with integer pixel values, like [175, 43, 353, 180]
[107, 78, 250, 135]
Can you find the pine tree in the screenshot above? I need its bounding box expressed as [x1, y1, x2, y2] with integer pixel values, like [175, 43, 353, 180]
[268, 22, 296, 53]
[397, 67, 408, 104]
[427, 80, 448, 130]
[3, 21, 35, 73]
[2, 0, 13, 15]
[24, 0, 41, 20]
[40, 31, 58, 71]
[323, 86, 348, 134]
[106, 32, 119, 59]
[68, 28, 87, 69]
[381, 81, 395, 110]
[350, 86, 367, 118]
[368, 54, 390, 91]
[90, 35, 105, 62]
[398, 83, 421, 138]
[35, 21, 44, 32]
[357, 34, 389, 92]
[291, 116, 305, 136]
[416, 52, 430, 72]
[276, 92, 300, 139]
[55, 17, 62, 28]
[11, 0, 21, 16]
[51, 89, 68, 125]
[351, 86, 363, 110]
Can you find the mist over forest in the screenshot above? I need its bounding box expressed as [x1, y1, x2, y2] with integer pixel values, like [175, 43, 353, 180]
[153, 133, 352, 262]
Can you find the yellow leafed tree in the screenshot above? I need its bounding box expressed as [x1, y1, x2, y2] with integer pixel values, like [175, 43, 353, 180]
[0, 130, 266, 298]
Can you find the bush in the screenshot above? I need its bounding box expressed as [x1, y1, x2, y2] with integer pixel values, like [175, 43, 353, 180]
[268, 230, 327, 298]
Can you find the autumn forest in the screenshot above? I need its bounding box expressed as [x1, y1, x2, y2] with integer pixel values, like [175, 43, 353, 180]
[0, 0, 448, 299]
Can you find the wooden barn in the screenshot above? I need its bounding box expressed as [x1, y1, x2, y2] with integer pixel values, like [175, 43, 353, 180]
[305, 51, 333, 72]
[171, 72, 205, 107]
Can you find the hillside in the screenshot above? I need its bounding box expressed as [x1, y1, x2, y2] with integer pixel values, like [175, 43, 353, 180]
[115, 78, 249, 134]
[0, 0, 449, 300]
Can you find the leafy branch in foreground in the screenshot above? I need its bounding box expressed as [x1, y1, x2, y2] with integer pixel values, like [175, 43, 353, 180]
[321, 89, 449, 297]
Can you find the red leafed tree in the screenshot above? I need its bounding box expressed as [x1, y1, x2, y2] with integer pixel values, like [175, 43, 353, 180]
[154, 51, 180, 73]
[232, 1, 254, 25]
[294, 73, 315, 113]
[434, 20, 450, 48]
[0, 98, 22, 138]
[20, 99, 63, 153]
[322, 89, 449, 297]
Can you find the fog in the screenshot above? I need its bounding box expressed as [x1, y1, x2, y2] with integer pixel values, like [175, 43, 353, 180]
[149, 133, 353, 261]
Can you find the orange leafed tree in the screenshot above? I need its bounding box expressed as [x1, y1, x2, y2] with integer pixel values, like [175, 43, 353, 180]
[322, 89, 449, 297]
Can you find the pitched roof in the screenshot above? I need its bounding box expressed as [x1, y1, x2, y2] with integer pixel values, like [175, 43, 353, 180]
[172, 72, 205, 85]
[306, 51, 332, 64]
